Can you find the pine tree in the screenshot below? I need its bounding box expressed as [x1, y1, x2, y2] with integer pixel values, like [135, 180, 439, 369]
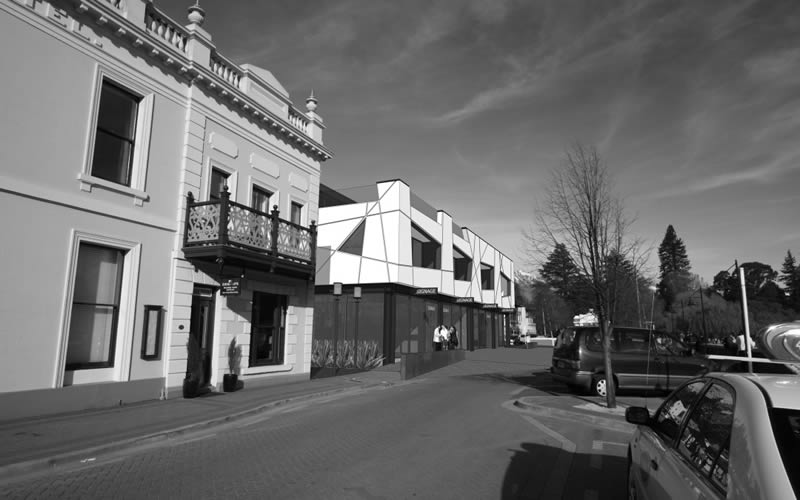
[657, 225, 692, 310]
[779, 250, 800, 310]
[539, 243, 579, 299]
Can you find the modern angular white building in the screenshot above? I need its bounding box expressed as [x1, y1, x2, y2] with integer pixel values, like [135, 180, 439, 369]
[0, 0, 330, 419]
[314, 180, 515, 363]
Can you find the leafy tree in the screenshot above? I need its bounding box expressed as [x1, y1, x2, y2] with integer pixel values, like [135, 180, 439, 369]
[741, 261, 778, 300]
[657, 225, 692, 310]
[524, 142, 645, 408]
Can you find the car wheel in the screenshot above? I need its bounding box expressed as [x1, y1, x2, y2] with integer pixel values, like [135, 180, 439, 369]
[592, 375, 607, 397]
[627, 458, 637, 500]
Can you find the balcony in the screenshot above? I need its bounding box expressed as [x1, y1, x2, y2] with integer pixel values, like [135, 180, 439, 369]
[182, 190, 316, 279]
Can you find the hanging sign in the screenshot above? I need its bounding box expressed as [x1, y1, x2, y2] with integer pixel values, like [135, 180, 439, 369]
[220, 278, 241, 296]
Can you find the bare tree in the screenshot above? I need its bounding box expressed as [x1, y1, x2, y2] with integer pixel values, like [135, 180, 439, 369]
[524, 143, 646, 408]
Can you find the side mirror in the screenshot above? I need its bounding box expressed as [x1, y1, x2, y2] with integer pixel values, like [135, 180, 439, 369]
[625, 406, 650, 425]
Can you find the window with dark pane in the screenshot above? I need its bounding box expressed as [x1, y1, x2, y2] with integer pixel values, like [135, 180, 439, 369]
[411, 223, 440, 269]
[453, 247, 472, 280]
[66, 243, 125, 370]
[251, 186, 272, 213]
[291, 202, 303, 224]
[209, 168, 229, 201]
[249, 292, 286, 366]
[339, 220, 365, 255]
[91, 81, 139, 186]
[481, 263, 494, 289]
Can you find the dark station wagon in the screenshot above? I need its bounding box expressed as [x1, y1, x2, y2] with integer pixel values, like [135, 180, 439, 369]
[551, 326, 710, 397]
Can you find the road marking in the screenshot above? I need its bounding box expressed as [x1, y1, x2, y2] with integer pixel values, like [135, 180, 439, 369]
[590, 440, 627, 469]
[510, 386, 527, 396]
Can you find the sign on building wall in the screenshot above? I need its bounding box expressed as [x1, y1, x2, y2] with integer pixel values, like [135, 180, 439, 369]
[456, 297, 475, 303]
[415, 288, 438, 295]
[221, 278, 241, 296]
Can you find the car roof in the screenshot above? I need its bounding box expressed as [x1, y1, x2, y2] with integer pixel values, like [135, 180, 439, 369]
[713, 372, 800, 411]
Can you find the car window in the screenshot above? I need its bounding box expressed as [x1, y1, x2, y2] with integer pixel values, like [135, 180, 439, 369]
[555, 329, 576, 348]
[771, 408, 800, 497]
[618, 331, 650, 354]
[677, 383, 734, 495]
[653, 381, 707, 442]
[654, 333, 688, 355]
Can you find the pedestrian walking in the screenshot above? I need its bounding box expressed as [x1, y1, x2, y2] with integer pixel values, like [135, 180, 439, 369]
[433, 324, 446, 351]
[448, 325, 459, 350]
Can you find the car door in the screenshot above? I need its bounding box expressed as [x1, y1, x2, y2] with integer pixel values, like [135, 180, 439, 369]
[615, 330, 665, 390]
[656, 334, 709, 390]
[651, 382, 733, 500]
[630, 380, 706, 500]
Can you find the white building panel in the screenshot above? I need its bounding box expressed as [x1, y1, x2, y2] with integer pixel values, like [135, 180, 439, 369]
[398, 264, 414, 285]
[328, 252, 362, 284]
[387, 263, 399, 282]
[377, 180, 400, 212]
[380, 211, 401, 263]
[359, 258, 389, 283]
[413, 267, 442, 289]
[317, 203, 367, 225]
[453, 234, 471, 256]
[440, 270, 455, 296]
[397, 213, 412, 266]
[362, 214, 387, 261]
[410, 208, 442, 243]
[316, 218, 362, 250]
[453, 280, 471, 298]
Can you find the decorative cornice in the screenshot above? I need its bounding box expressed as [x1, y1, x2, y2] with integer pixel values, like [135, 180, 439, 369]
[68, 0, 332, 162]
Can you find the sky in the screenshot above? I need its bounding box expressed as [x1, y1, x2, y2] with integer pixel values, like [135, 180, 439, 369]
[156, 0, 800, 285]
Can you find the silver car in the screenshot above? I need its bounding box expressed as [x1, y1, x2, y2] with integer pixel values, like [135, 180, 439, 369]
[624, 322, 800, 499]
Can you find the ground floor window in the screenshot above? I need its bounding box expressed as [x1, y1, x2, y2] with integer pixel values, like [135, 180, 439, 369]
[249, 291, 286, 366]
[66, 243, 125, 370]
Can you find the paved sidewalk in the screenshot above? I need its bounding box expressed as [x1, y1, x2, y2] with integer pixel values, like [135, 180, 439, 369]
[0, 367, 402, 480]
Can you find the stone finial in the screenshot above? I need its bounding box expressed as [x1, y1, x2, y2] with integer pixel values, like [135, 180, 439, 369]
[187, 1, 205, 26]
[306, 90, 318, 113]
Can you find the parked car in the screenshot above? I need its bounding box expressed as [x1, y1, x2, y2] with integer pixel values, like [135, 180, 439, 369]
[624, 321, 800, 499]
[550, 326, 710, 396]
[625, 371, 800, 499]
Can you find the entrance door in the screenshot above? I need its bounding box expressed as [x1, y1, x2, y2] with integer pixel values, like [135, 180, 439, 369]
[190, 286, 215, 386]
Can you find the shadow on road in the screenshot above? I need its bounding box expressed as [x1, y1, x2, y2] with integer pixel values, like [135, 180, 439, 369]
[502, 441, 627, 499]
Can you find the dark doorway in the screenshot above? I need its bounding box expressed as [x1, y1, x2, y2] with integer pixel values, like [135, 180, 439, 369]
[250, 291, 287, 366]
[190, 286, 216, 386]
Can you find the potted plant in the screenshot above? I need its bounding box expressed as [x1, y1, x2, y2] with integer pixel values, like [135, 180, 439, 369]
[183, 335, 204, 398]
[223, 336, 242, 392]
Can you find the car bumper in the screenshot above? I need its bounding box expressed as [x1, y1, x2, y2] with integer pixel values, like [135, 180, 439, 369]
[551, 367, 593, 390]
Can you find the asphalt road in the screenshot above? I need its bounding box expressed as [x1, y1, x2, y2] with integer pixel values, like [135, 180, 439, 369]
[0, 348, 663, 499]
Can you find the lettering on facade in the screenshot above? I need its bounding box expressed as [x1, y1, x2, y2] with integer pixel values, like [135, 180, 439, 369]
[501, 308, 516, 313]
[221, 278, 241, 296]
[456, 297, 475, 303]
[415, 287, 438, 295]
[482, 303, 498, 309]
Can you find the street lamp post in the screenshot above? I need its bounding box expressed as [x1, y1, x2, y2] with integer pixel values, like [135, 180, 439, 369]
[353, 286, 361, 367]
[333, 282, 342, 374]
[648, 285, 657, 331]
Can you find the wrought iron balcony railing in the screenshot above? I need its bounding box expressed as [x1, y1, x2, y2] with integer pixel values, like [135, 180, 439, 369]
[183, 189, 316, 273]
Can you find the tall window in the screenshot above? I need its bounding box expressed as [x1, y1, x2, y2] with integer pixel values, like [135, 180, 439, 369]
[251, 186, 273, 213]
[250, 292, 286, 366]
[290, 201, 303, 224]
[411, 223, 441, 269]
[66, 243, 125, 369]
[209, 168, 229, 201]
[500, 273, 511, 296]
[481, 264, 494, 289]
[453, 247, 472, 281]
[91, 81, 139, 186]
